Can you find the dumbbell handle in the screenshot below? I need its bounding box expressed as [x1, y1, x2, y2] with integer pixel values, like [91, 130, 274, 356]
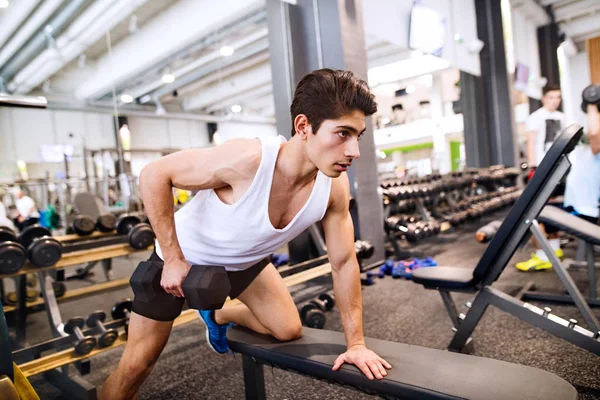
[70, 326, 86, 341]
[91, 320, 109, 335]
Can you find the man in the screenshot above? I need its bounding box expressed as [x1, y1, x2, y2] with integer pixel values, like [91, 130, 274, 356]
[13, 188, 40, 231]
[517, 84, 566, 271]
[101, 69, 391, 399]
[526, 84, 567, 168]
[563, 90, 600, 225]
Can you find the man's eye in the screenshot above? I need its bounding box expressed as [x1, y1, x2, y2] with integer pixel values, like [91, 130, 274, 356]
[357, 134, 363, 141]
[338, 131, 348, 138]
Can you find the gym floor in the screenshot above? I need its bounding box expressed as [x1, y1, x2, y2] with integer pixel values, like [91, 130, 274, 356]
[9, 211, 600, 399]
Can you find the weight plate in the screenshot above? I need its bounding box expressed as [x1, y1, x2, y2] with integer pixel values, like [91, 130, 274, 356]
[18, 225, 51, 249]
[100, 330, 119, 347]
[75, 337, 97, 355]
[116, 215, 142, 235]
[52, 281, 66, 298]
[318, 293, 335, 311]
[112, 299, 133, 320]
[304, 309, 326, 329]
[73, 215, 96, 236]
[0, 226, 18, 242]
[5, 292, 17, 305]
[128, 224, 155, 249]
[97, 214, 117, 232]
[300, 303, 318, 321]
[28, 238, 62, 267]
[0, 242, 27, 274]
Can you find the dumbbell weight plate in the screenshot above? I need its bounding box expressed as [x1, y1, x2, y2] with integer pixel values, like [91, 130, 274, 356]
[128, 223, 154, 250]
[52, 281, 66, 298]
[300, 303, 317, 322]
[304, 309, 326, 329]
[97, 214, 117, 232]
[310, 299, 327, 312]
[72, 215, 96, 236]
[18, 226, 51, 249]
[116, 215, 142, 236]
[318, 293, 335, 311]
[0, 241, 27, 274]
[99, 329, 119, 347]
[0, 226, 18, 242]
[28, 237, 62, 267]
[112, 299, 133, 334]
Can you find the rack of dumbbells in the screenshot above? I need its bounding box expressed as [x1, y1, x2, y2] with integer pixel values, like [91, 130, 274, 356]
[382, 166, 522, 259]
[0, 212, 155, 400]
[1, 213, 154, 345]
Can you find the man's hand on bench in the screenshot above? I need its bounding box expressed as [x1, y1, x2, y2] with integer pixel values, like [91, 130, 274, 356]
[332, 344, 392, 380]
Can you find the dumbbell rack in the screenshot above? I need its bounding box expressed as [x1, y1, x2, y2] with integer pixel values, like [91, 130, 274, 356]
[0, 243, 150, 399]
[382, 167, 521, 260]
[1, 243, 150, 342]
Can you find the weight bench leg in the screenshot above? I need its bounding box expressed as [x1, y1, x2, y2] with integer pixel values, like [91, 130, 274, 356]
[587, 244, 597, 299]
[439, 291, 460, 328]
[242, 355, 266, 400]
[448, 291, 489, 353]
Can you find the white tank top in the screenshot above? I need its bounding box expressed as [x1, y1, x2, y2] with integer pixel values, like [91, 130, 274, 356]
[155, 135, 333, 271]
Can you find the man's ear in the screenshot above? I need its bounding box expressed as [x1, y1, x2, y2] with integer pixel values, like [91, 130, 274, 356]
[294, 114, 311, 138]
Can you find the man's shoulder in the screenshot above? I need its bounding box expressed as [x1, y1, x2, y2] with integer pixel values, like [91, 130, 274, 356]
[220, 138, 262, 177]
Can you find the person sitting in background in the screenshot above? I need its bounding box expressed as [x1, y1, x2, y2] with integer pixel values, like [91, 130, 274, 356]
[0, 202, 16, 231]
[516, 84, 566, 271]
[13, 188, 40, 231]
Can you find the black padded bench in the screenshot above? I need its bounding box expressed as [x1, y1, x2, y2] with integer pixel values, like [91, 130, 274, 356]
[411, 125, 600, 356]
[518, 205, 600, 306]
[539, 206, 600, 245]
[227, 326, 577, 400]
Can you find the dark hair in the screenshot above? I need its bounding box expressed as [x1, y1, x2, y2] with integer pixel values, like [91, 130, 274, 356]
[290, 69, 377, 136]
[542, 84, 561, 96]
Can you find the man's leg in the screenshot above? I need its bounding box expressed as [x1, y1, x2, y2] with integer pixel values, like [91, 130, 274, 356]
[100, 313, 173, 400]
[216, 263, 302, 341]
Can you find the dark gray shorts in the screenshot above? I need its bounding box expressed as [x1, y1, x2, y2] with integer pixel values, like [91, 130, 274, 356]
[131, 250, 270, 321]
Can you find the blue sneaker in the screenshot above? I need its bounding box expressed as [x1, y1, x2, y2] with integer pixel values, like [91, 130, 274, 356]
[197, 310, 232, 354]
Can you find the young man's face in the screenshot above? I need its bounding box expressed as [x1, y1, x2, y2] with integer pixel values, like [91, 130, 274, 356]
[305, 110, 365, 178]
[542, 90, 561, 111]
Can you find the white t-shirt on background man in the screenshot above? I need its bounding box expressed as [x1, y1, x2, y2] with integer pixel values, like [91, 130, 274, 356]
[526, 107, 567, 165]
[16, 196, 40, 219]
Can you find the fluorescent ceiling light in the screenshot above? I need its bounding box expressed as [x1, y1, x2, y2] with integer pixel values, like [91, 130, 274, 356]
[368, 55, 450, 87]
[405, 85, 416, 94]
[231, 104, 242, 113]
[120, 93, 133, 103]
[162, 73, 175, 83]
[220, 46, 234, 57]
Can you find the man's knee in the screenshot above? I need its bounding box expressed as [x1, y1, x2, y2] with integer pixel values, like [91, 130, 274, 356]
[272, 322, 302, 342]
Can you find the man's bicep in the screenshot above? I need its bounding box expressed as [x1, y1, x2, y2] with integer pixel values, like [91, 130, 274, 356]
[322, 207, 356, 268]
